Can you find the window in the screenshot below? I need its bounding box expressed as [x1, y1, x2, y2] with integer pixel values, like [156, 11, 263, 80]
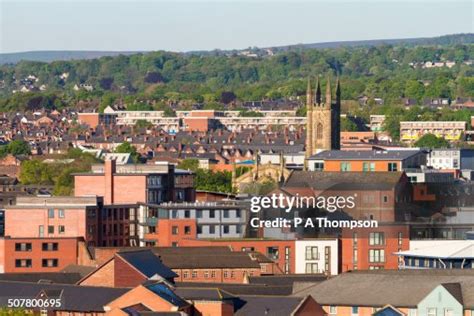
[369, 249, 385, 263]
[223, 210, 229, 218]
[171, 210, 178, 219]
[235, 210, 241, 218]
[408, 309, 417, 316]
[48, 208, 54, 218]
[184, 226, 191, 235]
[184, 210, 190, 218]
[305, 263, 318, 273]
[42, 243, 58, 251]
[39, 225, 44, 237]
[172, 226, 178, 235]
[209, 210, 215, 218]
[444, 309, 453, 316]
[204, 271, 209, 278]
[316, 123, 323, 139]
[369, 232, 385, 245]
[58, 209, 65, 218]
[211, 270, 216, 278]
[223, 225, 229, 234]
[48, 226, 54, 234]
[196, 210, 202, 218]
[209, 225, 215, 234]
[383, 195, 388, 203]
[267, 247, 279, 260]
[223, 271, 229, 278]
[398, 232, 403, 245]
[183, 271, 189, 278]
[305, 246, 318, 260]
[313, 162, 324, 171]
[15, 259, 32, 268]
[362, 162, 375, 172]
[351, 306, 359, 315]
[197, 225, 202, 234]
[42, 259, 58, 268]
[388, 162, 398, 172]
[15, 243, 32, 251]
[235, 225, 241, 234]
[58, 225, 65, 234]
[329, 306, 337, 315]
[427, 308, 436, 316]
[191, 270, 197, 278]
[340, 162, 351, 172]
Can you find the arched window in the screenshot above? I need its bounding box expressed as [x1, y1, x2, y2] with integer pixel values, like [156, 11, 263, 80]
[316, 123, 323, 140]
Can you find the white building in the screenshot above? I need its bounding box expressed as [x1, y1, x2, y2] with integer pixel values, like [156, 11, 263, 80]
[295, 239, 338, 275]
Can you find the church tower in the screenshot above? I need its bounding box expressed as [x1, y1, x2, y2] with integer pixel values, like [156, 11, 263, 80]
[305, 76, 341, 159]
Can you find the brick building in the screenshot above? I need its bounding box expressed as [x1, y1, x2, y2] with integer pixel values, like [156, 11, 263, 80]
[79, 249, 177, 288]
[0, 236, 93, 273]
[283, 171, 413, 222]
[4, 196, 140, 247]
[74, 160, 195, 204]
[307, 149, 426, 172]
[341, 224, 410, 272]
[92, 247, 268, 284]
[179, 238, 295, 274]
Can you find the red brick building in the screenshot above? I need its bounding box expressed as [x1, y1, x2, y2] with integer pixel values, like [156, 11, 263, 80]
[91, 246, 266, 284]
[74, 160, 195, 204]
[341, 224, 410, 272]
[4, 195, 140, 247]
[0, 236, 93, 273]
[180, 238, 295, 274]
[79, 249, 177, 288]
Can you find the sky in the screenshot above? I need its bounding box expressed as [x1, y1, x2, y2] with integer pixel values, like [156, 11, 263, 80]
[0, 0, 473, 53]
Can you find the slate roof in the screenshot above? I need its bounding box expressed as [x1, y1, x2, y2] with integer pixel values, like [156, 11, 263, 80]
[144, 282, 189, 308]
[0, 272, 83, 284]
[117, 250, 178, 279]
[175, 282, 293, 296]
[284, 171, 404, 191]
[175, 287, 235, 301]
[234, 296, 306, 316]
[309, 149, 422, 160]
[293, 270, 474, 308]
[0, 281, 127, 312]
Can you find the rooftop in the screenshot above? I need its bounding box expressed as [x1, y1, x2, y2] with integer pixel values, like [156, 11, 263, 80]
[309, 149, 422, 161]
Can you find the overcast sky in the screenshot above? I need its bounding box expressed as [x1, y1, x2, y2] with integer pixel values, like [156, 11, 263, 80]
[0, 0, 473, 53]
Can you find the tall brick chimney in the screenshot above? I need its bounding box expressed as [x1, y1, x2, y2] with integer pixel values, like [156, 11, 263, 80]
[104, 159, 116, 204]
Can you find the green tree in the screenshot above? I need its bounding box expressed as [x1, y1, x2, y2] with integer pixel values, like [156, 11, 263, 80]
[341, 117, 358, 131]
[7, 140, 31, 156]
[414, 134, 450, 148]
[115, 142, 140, 163]
[19, 160, 55, 185]
[178, 158, 200, 172]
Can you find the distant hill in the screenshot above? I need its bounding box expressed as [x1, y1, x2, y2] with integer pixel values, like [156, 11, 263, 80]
[1, 34, 472, 64]
[0, 51, 144, 65]
[269, 33, 474, 52]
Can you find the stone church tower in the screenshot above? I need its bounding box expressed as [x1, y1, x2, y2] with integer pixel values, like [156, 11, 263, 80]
[305, 77, 341, 158]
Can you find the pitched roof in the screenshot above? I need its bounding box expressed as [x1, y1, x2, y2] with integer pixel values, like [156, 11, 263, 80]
[143, 282, 189, 308]
[175, 287, 235, 301]
[0, 272, 83, 284]
[117, 250, 178, 279]
[284, 171, 404, 190]
[234, 296, 307, 316]
[0, 281, 127, 312]
[293, 270, 474, 308]
[175, 282, 293, 296]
